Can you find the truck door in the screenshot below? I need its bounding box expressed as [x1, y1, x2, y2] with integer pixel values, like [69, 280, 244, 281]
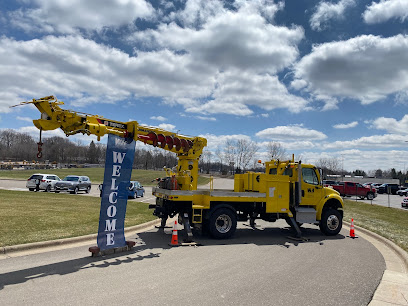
[301, 167, 323, 206]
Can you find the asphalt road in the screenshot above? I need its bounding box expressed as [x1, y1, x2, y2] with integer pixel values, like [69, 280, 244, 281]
[0, 220, 385, 306]
[347, 193, 407, 210]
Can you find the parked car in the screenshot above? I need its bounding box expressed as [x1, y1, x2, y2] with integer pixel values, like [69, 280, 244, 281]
[323, 180, 337, 187]
[402, 197, 408, 209]
[129, 181, 145, 198]
[377, 183, 399, 195]
[98, 180, 145, 199]
[397, 188, 408, 196]
[330, 181, 377, 200]
[371, 183, 383, 189]
[54, 175, 92, 194]
[26, 173, 61, 192]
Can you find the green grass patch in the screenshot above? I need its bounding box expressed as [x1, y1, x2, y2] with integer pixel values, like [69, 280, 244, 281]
[343, 200, 408, 253]
[0, 189, 156, 247]
[0, 168, 211, 186]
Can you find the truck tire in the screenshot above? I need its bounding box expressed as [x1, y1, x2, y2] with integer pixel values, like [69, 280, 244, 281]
[319, 209, 342, 236]
[366, 192, 374, 200]
[208, 208, 237, 239]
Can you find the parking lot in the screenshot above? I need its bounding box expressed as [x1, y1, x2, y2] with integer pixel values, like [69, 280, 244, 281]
[351, 193, 407, 210]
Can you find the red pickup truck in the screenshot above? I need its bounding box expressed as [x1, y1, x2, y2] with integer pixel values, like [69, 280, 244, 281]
[328, 181, 377, 200]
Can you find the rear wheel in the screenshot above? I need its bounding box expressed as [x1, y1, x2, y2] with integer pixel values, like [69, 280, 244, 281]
[319, 209, 342, 236]
[208, 208, 237, 239]
[29, 188, 35, 191]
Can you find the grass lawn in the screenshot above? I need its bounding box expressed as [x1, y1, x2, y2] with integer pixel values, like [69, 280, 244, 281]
[3, 189, 406, 251]
[0, 168, 211, 186]
[343, 199, 408, 253]
[0, 189, 156, 247]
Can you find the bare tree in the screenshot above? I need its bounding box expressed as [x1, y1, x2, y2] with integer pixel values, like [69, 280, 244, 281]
[266, 142, 286, 160]
[215, 146, 225, 173]
[224, 139, 236, 174]
[316, 157, 341, 179]
[201, 150, 212, 174]
[236, 139, 258, 171]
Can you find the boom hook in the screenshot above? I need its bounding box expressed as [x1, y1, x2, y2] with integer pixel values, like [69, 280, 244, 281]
[37, 128, 43, 158]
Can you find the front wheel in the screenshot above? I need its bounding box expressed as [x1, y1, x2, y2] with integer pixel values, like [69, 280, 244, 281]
[367, 192, 374, 200]
[208, 208, 237, 239]
[71, 187, 79, 194]
[86, 186, 91, 194]
[319, 209, 342, 236]
[45, 185, 51, 192]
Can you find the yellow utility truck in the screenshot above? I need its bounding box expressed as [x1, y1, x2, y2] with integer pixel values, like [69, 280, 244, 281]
[17, 95, 344, 239]
[152, 158, 344, 239]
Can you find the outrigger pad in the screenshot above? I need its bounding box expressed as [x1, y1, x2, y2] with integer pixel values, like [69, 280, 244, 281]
[287, 236, 310, 242]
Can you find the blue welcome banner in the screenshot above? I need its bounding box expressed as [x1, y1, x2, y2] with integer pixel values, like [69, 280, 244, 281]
[97, 134, 135, 250]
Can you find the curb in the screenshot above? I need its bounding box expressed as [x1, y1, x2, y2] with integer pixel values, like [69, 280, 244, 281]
[1, 219, 161, 255]
[344, 221, 408, 271]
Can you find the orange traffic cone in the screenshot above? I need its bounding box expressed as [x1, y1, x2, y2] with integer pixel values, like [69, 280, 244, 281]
[169, 220, 180, 246]
[350, 218, 357, 238]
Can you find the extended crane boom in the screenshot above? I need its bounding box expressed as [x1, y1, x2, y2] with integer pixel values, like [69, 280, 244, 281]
[17, 95, 207, 190]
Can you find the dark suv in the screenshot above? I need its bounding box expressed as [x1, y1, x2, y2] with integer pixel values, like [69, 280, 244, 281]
[54, 175, 92, 194]
[377, 183, 399, 195]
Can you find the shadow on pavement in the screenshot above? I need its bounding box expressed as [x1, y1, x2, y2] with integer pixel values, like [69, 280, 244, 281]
[0, 224, 344, 290]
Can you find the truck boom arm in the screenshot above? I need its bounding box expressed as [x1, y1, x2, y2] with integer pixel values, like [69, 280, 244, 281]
[17, 95, 207, 190]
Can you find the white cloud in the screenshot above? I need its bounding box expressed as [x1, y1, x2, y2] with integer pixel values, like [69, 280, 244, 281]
[150, 116, 167, 122]
[310, 0, 356, 31]
[302, 149, 407, 172]
[199, 133, 252, 150]
[185, 71, 310, 115]
[333, 121, 358, 129]
[3, 0, 306, 117]
[13, 126, 104, 144]
[9, 0, 155, 34]
[132, 3, 303, 74]
[158, 123, 176, 131]
[292, 34, 408, 107]
[195, 116, 216, 121]
[16, 116, 33, 123]
[363, 0, 408, 24]
[0, 35, 213, 112]
[256, 125, 327, 140]
[322, 134, 408, 149]
[371, 115, 408, 135]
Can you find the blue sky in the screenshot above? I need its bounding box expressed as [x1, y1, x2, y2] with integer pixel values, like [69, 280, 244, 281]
[1, 0, 408, 172]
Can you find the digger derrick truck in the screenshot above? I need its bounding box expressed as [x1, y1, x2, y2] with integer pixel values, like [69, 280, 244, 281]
[20, 95, 344, 239]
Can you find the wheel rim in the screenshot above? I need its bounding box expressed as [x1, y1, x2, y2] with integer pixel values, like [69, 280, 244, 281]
[215, 214, 232, 233]
[326, 215, 339, 231]
[368, 194, 373, 200]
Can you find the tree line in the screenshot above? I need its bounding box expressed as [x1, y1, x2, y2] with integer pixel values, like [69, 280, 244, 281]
[0, 129, 177, 169]
[1, 130, 406, 183]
